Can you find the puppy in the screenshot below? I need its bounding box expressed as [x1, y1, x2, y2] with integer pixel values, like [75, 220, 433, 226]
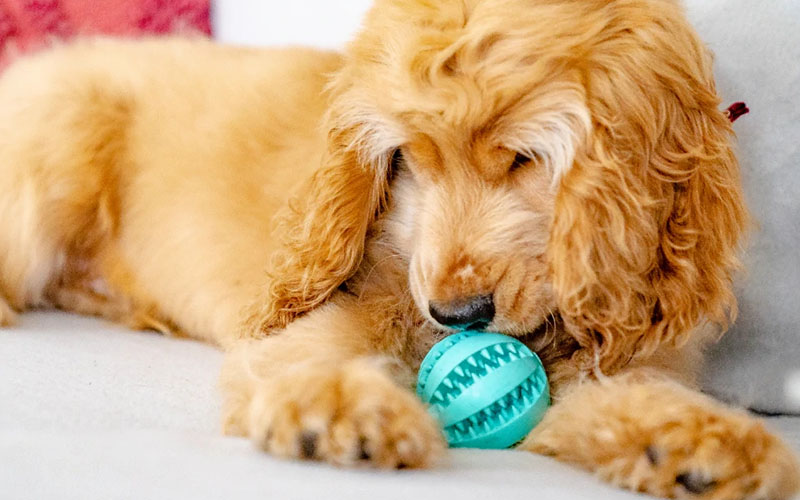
[0, 0, 797, 498]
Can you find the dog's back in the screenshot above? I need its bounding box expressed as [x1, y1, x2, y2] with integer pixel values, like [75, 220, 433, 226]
[0, 38, 340, 343]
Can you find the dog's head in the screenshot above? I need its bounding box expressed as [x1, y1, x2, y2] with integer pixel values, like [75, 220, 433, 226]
[264, 0, 748, 371]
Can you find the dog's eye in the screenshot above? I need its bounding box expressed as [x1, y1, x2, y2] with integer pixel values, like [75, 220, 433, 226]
[388, 148, 405, 183]
[510, 152, 534, 172]
[390, 148, 405, 171]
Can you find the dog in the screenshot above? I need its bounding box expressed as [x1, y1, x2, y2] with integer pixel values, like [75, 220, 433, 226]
[1, 0, 798, 498]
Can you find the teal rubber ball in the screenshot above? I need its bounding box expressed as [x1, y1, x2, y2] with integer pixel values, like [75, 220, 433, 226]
[416, 330, 550, 449]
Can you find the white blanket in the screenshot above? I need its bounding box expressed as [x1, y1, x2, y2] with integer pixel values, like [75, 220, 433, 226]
[2, 313, 798, 500]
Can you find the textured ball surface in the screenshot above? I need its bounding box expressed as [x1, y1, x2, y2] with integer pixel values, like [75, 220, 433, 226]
[416, 330, 550, 449]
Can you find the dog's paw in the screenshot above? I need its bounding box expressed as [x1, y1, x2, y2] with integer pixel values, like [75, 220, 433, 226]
[521, 378, 800, 500]
[635, 412, 800, 500]
[247, 360, 445, 469]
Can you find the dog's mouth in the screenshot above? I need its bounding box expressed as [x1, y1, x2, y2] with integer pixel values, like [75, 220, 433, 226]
[521, 317, 556, 340]
[430, 312, 559, 340]
[450, 319, 491, 332]
[422, 312, 563, 366]
[515, 311, 564, 352]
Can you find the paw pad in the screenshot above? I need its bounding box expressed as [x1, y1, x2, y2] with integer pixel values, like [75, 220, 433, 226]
[676, 471, 716, 495]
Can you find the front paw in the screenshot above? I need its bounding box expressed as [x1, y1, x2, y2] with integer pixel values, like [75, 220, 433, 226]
[247, 360, 445, 469]
[522, 380, 800, 499]
[640, 412, 799, 500]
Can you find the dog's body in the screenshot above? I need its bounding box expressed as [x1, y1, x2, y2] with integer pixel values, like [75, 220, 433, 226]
[1, 1, 799, 498]
[0, 40, 337, 343]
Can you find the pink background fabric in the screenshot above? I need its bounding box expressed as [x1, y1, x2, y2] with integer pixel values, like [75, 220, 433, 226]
[0, 0, 210, 67]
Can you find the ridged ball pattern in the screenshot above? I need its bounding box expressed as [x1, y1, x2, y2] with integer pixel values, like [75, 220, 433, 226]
[416, 331, 550, 449]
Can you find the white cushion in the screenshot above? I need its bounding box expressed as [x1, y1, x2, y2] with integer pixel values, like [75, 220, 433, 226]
[0, 313, 648, 500]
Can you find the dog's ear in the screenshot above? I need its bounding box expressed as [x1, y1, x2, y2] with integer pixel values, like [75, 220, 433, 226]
[549, 7, 749, 371]
[243, 80, 392, 335]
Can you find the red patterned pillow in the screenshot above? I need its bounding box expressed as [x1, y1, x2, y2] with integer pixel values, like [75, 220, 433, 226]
[0, 0, 210, 68]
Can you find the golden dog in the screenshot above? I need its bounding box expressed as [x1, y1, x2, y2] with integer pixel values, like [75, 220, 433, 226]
[0, 0, 797, 498]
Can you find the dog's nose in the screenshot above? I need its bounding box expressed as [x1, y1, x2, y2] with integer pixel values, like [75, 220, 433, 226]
[428, 294, 495, 330]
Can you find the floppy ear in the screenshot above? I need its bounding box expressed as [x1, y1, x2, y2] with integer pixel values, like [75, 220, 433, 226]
[243, 87, 391, 335]
[549, 12, 749, 372]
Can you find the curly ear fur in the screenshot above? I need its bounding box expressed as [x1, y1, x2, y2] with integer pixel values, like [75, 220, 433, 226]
[244, 96, 391, 335]
[550, 2, 749, 372]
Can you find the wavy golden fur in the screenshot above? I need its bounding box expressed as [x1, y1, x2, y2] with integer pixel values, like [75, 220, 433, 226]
[0, 0, 797, 498]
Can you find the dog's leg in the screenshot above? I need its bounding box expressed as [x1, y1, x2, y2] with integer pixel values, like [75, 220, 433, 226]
[0, 294, 16, 326]
[221, 296, 445, 468]
[519, 372, 800, 499]
[0, 56, 133, 325]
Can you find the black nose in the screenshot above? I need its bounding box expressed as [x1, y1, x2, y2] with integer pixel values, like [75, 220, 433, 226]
[428, 294, 495, 329]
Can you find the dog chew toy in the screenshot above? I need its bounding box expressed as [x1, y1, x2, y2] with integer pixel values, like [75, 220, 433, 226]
[416, 330, 550, 449]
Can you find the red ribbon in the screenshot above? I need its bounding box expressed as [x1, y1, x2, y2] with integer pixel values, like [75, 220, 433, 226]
[725, 102, 749, 123]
